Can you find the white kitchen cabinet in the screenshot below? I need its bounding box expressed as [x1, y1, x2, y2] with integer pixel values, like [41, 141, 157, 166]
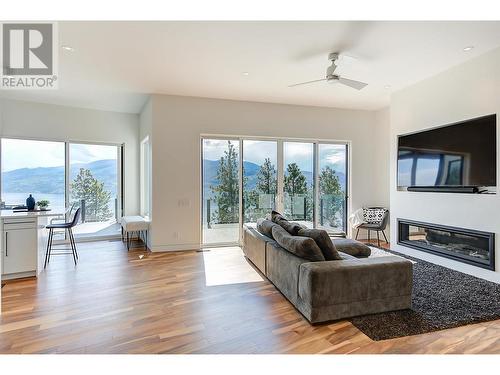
[0, 211, 61, 280]
[2, 219, 38, 278]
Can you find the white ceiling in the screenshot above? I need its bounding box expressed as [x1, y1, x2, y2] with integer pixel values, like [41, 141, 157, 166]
[2, 21, 500, 114]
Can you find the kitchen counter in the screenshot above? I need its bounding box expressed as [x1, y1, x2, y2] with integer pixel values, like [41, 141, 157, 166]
[0, 210, 65, 218]
[1, 210, 67, 284]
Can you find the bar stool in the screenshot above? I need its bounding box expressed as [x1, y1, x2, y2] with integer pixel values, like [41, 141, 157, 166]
[44, 208, 81, 268]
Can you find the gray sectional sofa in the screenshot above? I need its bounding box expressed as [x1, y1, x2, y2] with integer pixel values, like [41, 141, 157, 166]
[243, 220, 413, 324]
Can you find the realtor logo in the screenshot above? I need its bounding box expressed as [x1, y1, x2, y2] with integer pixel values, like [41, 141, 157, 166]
[1, 22, 58, 89]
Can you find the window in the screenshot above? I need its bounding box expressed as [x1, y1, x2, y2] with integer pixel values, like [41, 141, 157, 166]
[69, 143, 121, 239]
[1, 138, 65, 211]
[1, 138, 123, 240]
[140, 137, 151, 218]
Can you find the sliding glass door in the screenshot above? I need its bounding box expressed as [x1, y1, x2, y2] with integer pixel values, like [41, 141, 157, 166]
[283, 142, 314, 228]
[318, 143, 348, 232]
[242, 140, 277, 224]
[202, 139, 240, 245]
[201, 137, 348, 246]
[69, 143, 121, 239]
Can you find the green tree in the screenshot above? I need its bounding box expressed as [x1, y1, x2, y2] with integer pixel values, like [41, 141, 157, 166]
[211, 141, 239, 224]
[71, 168, 112, 221]
[284, 163, 307, 195]
[319, 166, 343, 227]
[256, 158, 277, 194]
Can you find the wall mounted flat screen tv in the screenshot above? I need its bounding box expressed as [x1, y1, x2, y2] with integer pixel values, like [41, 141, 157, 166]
[397, 114, 496, 188]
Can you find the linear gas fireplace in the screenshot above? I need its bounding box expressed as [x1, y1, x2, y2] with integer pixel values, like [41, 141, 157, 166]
[398, 219, 495, 270]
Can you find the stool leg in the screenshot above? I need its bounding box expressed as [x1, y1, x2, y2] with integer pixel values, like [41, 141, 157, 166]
[69, 228, 78, 260]
[47, 229, 54, 264]
[127, 232, 130, 251]
[68, 228, 77, 265]
[44, 228, 53, 269]
[145, 230, 148, 250]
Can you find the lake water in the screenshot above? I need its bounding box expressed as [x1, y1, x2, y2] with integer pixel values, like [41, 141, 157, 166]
[2, 193, 66, 210]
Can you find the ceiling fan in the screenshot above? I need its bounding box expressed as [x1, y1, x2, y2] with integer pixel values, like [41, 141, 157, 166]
[289, 52, 368, 90]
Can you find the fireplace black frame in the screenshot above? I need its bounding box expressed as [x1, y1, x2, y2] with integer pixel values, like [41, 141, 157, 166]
[397, 219, 495, 271]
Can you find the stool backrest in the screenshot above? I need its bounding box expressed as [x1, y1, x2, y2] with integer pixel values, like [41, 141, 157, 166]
[70, 208, 81, 228]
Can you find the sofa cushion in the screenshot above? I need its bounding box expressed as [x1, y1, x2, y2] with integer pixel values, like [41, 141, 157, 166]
[297, 228, 342, 261]
[256, 218, 278, 239]
[271, 225, 325, 262]
[271, 210, 302, 235]
[333, 238, 371, 258]
[339, 252, 359, 261]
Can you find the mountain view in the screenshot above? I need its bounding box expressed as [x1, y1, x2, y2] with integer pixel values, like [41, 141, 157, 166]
[2, 159, 117, 194]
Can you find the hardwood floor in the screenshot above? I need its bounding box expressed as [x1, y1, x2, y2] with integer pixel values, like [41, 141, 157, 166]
[1, 239, 499, 354]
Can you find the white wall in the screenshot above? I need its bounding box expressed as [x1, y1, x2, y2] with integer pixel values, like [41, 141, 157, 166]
[0, 98, 140, 216]
[146, 94, 389, 251]
[390, 46, 500, 282]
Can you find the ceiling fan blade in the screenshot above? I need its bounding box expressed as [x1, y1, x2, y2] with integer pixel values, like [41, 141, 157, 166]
[338, 77, 367, 90]
[288, 78, 327, 88]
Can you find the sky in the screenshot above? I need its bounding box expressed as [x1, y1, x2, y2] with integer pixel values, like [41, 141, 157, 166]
[1, 139, 118, 172]
[203, 139, 346, 173]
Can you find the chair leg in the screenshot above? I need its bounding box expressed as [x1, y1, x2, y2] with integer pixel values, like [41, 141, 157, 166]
[367, 230, 370, 243]
[145, 230, 148, 251]
[355, 228, 359, 240]
[44, 228, 53, 269]
[127, 232, 130, 251]
[377, 230, 381, 247]
[382, 230, 388, 244]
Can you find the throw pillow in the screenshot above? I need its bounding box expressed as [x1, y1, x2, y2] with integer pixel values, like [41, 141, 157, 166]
[256, 218, 277, 239]
[333, 238, 372, 258]
[297, 228, 342, 260]
[271, 225, 325, 262]
[363, 208, 387, 224]
[271, 210, 302, 235]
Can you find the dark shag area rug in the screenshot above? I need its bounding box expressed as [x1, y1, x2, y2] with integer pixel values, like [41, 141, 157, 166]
[349, 248, 500, 341]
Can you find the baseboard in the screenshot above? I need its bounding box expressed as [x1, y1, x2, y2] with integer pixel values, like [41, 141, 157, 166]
[151, 241, 244, 252]
[151, 243, 201, 252]
[2, 271, 36, 281]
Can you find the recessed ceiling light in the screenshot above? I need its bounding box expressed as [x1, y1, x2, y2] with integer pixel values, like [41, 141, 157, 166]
[61, 45, 75, 52]
[463, 46, 474, 52]
[242, 72, 249, 76]
[384, 85, 391, 89]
